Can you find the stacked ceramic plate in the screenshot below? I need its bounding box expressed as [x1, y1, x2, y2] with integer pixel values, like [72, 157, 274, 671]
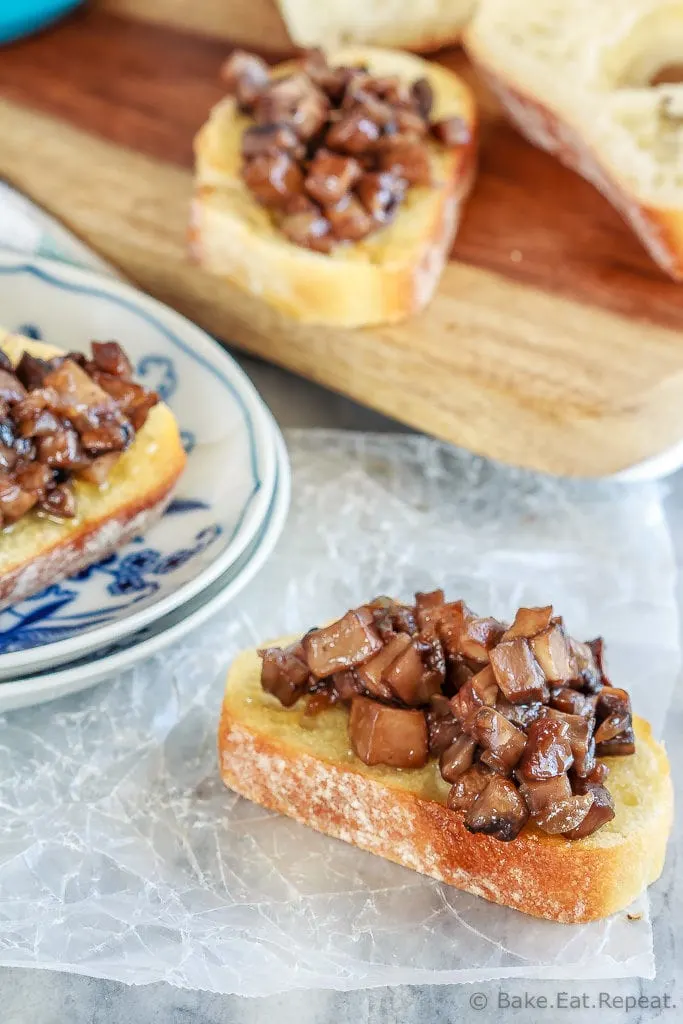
[0, 253, 290, 712]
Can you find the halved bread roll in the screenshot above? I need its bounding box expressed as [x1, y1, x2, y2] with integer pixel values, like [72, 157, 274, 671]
[466, 0, 683, 279]
[191, 47, 477, 327]
[275, 0, 477, 52]
[0, 331, 186, 607]
[219, 639, 673, 923]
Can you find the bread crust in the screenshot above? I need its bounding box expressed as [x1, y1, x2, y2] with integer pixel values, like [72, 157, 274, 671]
[219, 646, 673, 923]
[191, 48, 478, 327]
[465, 41, 683, 280]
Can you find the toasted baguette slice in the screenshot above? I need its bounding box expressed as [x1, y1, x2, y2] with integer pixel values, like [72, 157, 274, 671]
[191, 47, 477, 327]
[466, 0, 683, 279]
[0, 331, 186, 608]
[276, 0, 476, 52]
[219, 640, 673, 923]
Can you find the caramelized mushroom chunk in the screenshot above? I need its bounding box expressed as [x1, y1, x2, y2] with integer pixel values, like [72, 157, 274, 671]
[281, 210, 334, 253]
[260, 643, 310, 707]
[564, 780, 615, 839]
[242, 153, 305, 207]
[464, 776, 529, 842]
[469, 706, 527, 775]
[326, 195, 375, 242]
[382, 635, 445, 706]
[221, 50, 270, 111]
[356, 632, 411, 702]
[530, 622, 574, 682]
[304, 149, 362, 206]
[431, 116, 471, 147]
[502, 605, 553, 640]
[349, 696, 428, 768]
[518, 716, 573, 781]
[448, 763, 495, 812]
[490, 637, 549, 704]
[303, 607, 383, 677]
[440, 734, 477, 783]
[426, 694, 461, 756]
[450, 665, 498, 726]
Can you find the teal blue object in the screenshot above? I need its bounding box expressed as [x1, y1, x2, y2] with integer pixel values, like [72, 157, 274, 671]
[0, 1, 83, 44]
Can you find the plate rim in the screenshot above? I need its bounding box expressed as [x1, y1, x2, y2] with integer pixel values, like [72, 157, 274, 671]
[0, 421, 290, 711]
[0, 254, 278, 671]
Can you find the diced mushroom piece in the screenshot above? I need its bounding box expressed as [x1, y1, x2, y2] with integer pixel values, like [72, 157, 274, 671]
[369, 597, 418, 638]
[546, 708, 595, 778]
[447, 763, 495, 812]
[91, 341, 133, 380]
[469, 706, 527, 774]
[304, 149, 362, 206]
[519, 772, 572, 817]
[349, 696, 428, 768]
[489, 637, 549, 704]
[39, 484, 76, 519]
[242, 153, 305, 208]
[395, 107, 429, 137]
[221, 50, 270, 111]
[15, 352, 53, 390]
[464, 776, 529, 842]
[0, 368, 26, 403]
[564, 782, 615, 839]
[303, 606, 383, 678]
[440, 734, 477, 783]
[0, 473, 37, 523]
[15, 461, 53, 498]
[14, 400, 61, 438]
[281, 210, 334, 253]
[241, 123, 305, 160]
[356, 632, 411, 701]
[330, 669, 362, 702]
[415, 589, 445, 630]
[495, 695, 546, 729]
[450, 665, 498, 726]
[43, 360, 129, 442]
[256, 74, 329, 140]
[431, 116, 472, 147]
[376, 137, 432, 186]
[594, 686, 632, 744]
[326, 195, 374, 242]
[86, 370, 158, 432]
[37, 427, 87, 470]
[568, 638, 603, 693]
[519, 774, 594, 835]
[587, 637, 611, 686]
[426, 694, 461, 756]
[460, 615, 506, 663]
[260, 643, 310, 707]
[383, 635, 444, 706]
[326, 110, 381, 154]
[549, 686, 596, 719]
[518, 716, 574, 781]
[529, 622, 574, 682]
[502, 606, 553, 640]
[356, 171, 405, 224]
[584, 760, 609, 785]
[411, 77, 433, 120]
[595, 727, 636, 757]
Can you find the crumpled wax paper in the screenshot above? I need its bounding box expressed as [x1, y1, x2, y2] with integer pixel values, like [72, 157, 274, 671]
[0, 431, 677, 995]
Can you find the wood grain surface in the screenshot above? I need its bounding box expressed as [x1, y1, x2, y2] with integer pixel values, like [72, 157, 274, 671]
[100, 0, 292, 49]
[0, 7, 682, 476]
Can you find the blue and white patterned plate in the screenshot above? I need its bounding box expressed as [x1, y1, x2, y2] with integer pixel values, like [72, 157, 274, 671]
[0, 422, 290, 712]
[0, 254, 280, 678]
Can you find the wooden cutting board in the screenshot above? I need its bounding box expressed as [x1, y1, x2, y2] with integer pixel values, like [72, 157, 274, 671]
[1, 7, 682, 477]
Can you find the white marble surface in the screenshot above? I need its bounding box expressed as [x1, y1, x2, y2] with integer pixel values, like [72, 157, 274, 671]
[1, 353, 680, 1024]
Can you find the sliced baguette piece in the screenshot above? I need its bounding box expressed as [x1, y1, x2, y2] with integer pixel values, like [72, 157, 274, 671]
[219, 639, 673, 923]
[465, 0, 683, 279]
[0, 331, 186, 608]
[191, 47, 477, 327]
[276, 0, 476, 52]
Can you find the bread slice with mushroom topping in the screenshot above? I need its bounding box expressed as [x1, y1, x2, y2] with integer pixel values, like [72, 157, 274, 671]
[0, 330, 186, 608]
[465, 0, 683, 279]
[219, 625, 672, 923]
[191, 46, 477, 326]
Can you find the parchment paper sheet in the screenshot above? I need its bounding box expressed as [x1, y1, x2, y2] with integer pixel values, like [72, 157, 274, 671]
[0, 431, 677, 994]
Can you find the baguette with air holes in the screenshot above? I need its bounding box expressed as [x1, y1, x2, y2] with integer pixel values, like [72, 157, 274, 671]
[465, 0, 683, 279]
[219, 637, 672, 923]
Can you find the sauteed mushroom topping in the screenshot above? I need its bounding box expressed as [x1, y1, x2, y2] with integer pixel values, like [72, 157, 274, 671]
[0, 341, 158, 528]
[221, 48, 471, 250]
[259, 597, 635, 841]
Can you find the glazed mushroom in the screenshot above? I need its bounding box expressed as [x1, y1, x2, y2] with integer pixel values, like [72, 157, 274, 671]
[464, 776, 529, 842]
[349, 696, 428, 768]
